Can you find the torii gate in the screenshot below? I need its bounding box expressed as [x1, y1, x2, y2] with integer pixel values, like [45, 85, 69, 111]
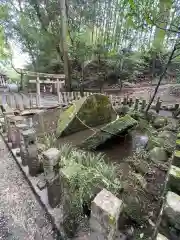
[18, 69, 65, 107]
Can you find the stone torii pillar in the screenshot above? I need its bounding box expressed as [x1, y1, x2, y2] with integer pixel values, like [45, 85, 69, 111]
[36, 76, 41, 108]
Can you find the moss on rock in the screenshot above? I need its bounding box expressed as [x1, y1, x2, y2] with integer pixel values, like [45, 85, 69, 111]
[80, 114, 137, 150]
[56, 94, 114, 137]
[149, 147, 168, 164]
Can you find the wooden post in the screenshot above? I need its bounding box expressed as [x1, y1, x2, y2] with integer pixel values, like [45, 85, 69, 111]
[36, 76, 41, 108]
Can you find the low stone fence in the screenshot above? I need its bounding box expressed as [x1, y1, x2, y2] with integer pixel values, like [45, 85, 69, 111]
[156, 133, 180, 240]
[1, 90, 180, 115]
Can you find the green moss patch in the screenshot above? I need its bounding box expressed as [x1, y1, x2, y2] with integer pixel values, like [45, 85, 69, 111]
[56, 94, 114, 137]
[177, 133, 180, 139]
[175, 150, 180, 158]
[80, 114, 137, 150]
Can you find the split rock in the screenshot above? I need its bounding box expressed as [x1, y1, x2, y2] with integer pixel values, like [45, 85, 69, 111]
[56, 93, 114, 137]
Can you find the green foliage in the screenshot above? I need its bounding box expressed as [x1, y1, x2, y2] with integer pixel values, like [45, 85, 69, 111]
[1, 0, 180, 82]
[59, 143, 121, 205]
[58, 143, 121, 236]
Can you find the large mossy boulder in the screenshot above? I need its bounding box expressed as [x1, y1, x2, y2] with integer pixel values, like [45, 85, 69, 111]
[146, 136, 164, 150]
[162, 118, 178, 132]
[158, 130, 176, 154]
[56, 94, 114, 137]
[149, 147, 168, 164]
[147, 131, 176, 154]
[153, 116, 168, 129]
[80, 114, 137, 150]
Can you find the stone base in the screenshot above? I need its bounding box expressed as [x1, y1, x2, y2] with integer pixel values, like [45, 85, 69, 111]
[46, 173, 62, 208]
[163, 191, 180, 231]
[157, 233, 169, 240]
[169, 165, 180, 194]
[27, 144, 40, 177]
[90, 189, 123, 240]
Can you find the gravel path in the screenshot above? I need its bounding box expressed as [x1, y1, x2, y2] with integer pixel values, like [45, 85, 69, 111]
[0, 136, 56, 240]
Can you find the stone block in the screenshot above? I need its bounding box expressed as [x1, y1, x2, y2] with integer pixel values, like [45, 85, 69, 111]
[0, 118, 5, 132]
[15, 123, 29, 147]
[56, 93, 114, 137]
[27, 144, 40, 176]
[81, 115, 137, 150]
[157, 233, 169, 240]
[42, 148, 60, 175]
[21, 129, 36, 148]
[163, 191, 180, 230]
[173, 150, 180, 168]
[20, 140, 28, 166]
[37, 143, 46, 154]
[169, 165, 180, 194]
[90, 188, 123, 240]
[37, 178, 46, 190]
[16, 148, 20, 157]
[46, 172, 61, 208]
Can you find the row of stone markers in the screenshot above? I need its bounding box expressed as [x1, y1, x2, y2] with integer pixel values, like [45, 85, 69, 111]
[109, 94, 180, 113]
[155, 134, 180, 240]
[0, 93, 38, 110]
[0, 92, 94, 111]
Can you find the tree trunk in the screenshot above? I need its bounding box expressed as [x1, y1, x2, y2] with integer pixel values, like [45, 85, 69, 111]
[145, 44, 177, 113]
[60, 0, 71, 91]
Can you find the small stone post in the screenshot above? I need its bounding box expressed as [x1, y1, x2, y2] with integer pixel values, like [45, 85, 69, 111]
[36, 76, 41, 108]
[155, 98, 162, 113]
[16, 123, 29, 148]
[141, 99, 146, 112]
[0, 118, 5, 133]
[29, 93, 33, 108]
[134, 98, 139, 111]
[129, 98, 133, 107]
[6, 114, 16, 144]
[56, 78, 61, 104]
[90, 189, 123, 240]
[21, 129, 40, 176]
[8, 116, 25, 148]
[122, 97, 127, 105]
[42, 148, 61, 208]
[174, 103, 179, 111]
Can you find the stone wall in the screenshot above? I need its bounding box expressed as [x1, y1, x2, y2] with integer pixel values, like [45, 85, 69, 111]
[157, 132, 180, 240]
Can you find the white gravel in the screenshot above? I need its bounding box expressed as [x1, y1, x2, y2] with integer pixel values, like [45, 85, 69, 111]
[0, 136, 56, 240]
